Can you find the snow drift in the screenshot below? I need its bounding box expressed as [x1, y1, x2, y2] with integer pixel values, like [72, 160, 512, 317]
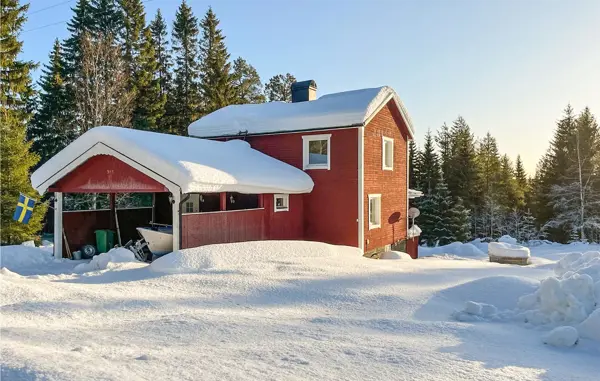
[0, 245, 55, 270]
[74, 248, 140, 273]
[151, 240, 363, 274]
[419, 242, 487, 259]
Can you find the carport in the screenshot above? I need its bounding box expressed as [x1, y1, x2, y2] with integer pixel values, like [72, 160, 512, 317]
[31, 126, 314, 258]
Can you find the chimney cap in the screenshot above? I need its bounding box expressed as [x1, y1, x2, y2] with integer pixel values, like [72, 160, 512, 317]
[291, 80, 317, 91]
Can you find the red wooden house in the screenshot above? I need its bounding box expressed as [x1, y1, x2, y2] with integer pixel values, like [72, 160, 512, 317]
[31, 81, 419, 259]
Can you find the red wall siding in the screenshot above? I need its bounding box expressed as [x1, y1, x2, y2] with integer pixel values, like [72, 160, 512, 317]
[406, 237, 419, 259]
[363, 102, 409, 252]
[182, 209, 265, 248]
[181, 194, 305, 248]
[263, 194, 304, 240]
[245, 129, 359, 247]
[50, 155, 169, 193]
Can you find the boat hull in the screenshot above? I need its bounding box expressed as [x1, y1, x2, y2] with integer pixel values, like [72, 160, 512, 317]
[136, 227, 173, 255]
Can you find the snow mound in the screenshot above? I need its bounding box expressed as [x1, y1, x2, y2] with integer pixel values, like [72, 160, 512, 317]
[513, 251, 600, 342]
[74, 248, 139, 273]
[151, 241, 362, 274]
[420, 242, 487, 259]
[407, 225, 421, 239]
[488, 242, 531, 259]
[578, 309, 600, 341]
[0, 245, 55, 272]
[379, 251, 413, 260]
[498, 235, 518, 245]
[453, 301, 499, 322]
[543, 326, 579, 347]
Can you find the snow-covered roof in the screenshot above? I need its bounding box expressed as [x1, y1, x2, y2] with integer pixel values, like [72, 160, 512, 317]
[188, 86, 414, 138]
[31, 126, 314, 195]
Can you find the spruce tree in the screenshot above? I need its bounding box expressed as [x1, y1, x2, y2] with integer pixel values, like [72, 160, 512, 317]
[449, 197, 471, 242]
[416, 130, 441, 194]
[231, 57, 265, 104]
[1, 0, 47, 244]
[432, 179, 455, 245]
[120, 0, 145, 82]
[416, 194, 440, 247]
[264, 73, 296, 102]
[28, 40, 76, 166]
[63, 0, 93, 77]
[132, 27, 166, 131]
[169, 0, 200, 135]
[199, 7, 235, 113]
[436, 122, 452, 180]
[150, 9, 171, 98]
[446, 116, 479, 209]
[408, 140, 418, 190]
[89, 0, 122, 38]
[498, 154, 520, 209]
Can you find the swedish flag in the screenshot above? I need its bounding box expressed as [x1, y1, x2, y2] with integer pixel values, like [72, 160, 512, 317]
[13, 194, 36, 224]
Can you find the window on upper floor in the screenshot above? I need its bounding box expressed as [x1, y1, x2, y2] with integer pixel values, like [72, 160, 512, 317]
[302, 134, 331, 170]
[382, 136, 394, 170]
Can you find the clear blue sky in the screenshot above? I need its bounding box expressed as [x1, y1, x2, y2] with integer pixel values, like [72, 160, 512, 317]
[20, 0, 600, 174]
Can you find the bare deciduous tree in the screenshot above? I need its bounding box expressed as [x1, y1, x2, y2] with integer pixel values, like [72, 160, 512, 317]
[75, 33, 134, 132]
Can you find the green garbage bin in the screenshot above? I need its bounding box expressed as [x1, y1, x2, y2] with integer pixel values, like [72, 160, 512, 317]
[95, 229, 115, 253]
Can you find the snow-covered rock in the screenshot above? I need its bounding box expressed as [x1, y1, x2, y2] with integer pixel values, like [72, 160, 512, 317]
[543, 326, 579, 347]
[74, 248, 139, 273]
[488, 242, 531, 259]
[379, 251, 413, 260]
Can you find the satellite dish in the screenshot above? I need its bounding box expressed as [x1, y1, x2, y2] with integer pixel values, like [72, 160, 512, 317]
[408, 207, 420, 219]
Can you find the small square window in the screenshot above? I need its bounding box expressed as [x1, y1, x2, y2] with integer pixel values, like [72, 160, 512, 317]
[382, 137, 394, 170]
[368, 194, 381, 229]
[185, 201, 194, 213]
[274, 194, 289, 212]
[303, 134, 331, 170]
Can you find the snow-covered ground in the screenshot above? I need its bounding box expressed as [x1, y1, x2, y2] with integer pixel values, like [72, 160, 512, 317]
[2, 240, 600, 380]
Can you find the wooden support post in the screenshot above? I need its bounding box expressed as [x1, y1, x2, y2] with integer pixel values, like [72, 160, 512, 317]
[53, 192, 63, 259]
[220, 192, 227, 211]
[258, 194, 264, 208]
[172, 192, 181, 251]
[109, 193, 116, 230]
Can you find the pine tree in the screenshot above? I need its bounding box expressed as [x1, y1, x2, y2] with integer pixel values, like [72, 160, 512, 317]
[446, 116, 479, 210]
[520, 209, 537, 242]
[169, 0, 200, 135]
[150, 9, 171, 98]
[131, 27, 166, 131]
[199, 7, 235, 113]
[264, 73, 295, 102]
[416, 130, 440, 194]
[1, 0, 47, 244]
[498, 154, 520, 209]
[120, 0, 145, 82]
[231, 57, 265, 104]
[28, 40, 76, 166]
[89, 0, 122, 38]
[449, 197, 471, 242]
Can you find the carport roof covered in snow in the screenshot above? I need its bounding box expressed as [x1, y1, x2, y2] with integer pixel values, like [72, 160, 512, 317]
[31, 126, 315, 195]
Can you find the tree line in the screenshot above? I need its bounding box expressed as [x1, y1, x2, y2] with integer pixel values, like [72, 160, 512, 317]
[410, 109, 599, 245]
[1, 0, 296, 244]
[27, 0, 298, 165]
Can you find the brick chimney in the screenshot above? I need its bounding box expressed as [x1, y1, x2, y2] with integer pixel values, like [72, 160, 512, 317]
[291, 80, 317, 103]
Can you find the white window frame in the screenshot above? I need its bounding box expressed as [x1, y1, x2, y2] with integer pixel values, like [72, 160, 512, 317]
[274, 194, 289, 212]
[302, 134, 331, 170]
[382, 136, 394, 171]
[368, 194, 381, 229]
[185, 201, 194, 213]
